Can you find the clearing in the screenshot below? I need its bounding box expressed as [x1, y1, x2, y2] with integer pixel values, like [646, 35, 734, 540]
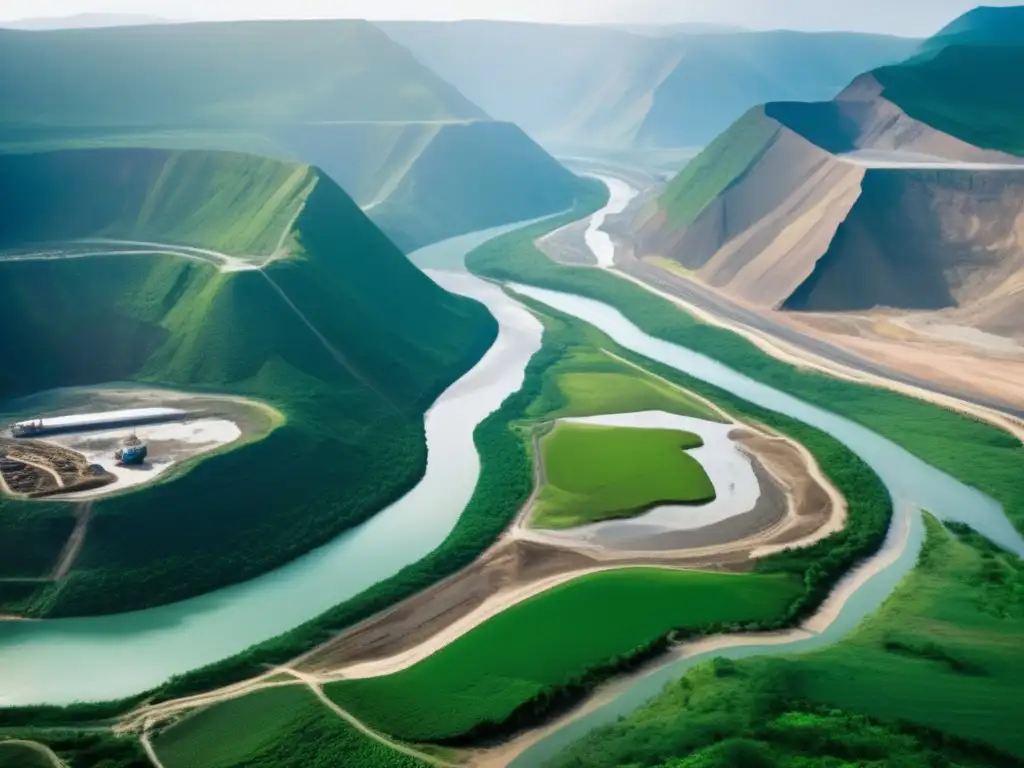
[531, 423, 715, 529]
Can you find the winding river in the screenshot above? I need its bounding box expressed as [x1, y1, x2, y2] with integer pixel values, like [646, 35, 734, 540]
[0, 222, 543, 706]
[1, 184, 1021, 761]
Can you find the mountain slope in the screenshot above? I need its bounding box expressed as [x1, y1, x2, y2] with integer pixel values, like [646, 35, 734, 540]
[0, 147, 497, 617]
[0, 20, 586, 250]
[379, 21, 918, 150]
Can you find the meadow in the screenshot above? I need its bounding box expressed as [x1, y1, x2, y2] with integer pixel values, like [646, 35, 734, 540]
[154, 685, 427, 768]
[554, 517, 1024, 767]
[325, 568, 802, 742]
[533, 347, 723, 423]
[533, 423, 714, 529]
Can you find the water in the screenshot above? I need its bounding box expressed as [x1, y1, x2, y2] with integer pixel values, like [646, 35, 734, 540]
[583, 175, 639, 268]
[0, 228, 543, 706]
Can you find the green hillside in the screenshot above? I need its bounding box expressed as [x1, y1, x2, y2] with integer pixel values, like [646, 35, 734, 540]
[0, 20, 483, 129]
[380, 21, 916, 149]
[875, 44, 1024, 156]
[0, 148, 497, 617]
[657, 107, 777, 227]
[0, 148, 315, 256]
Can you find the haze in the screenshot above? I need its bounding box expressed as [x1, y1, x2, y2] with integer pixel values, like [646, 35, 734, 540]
[2, 0, 1021, 35]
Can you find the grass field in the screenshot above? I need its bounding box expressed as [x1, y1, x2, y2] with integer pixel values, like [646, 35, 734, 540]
[554, 518, 1024, 767]
[154, 685, 427, 768]
[538, 346, 723, 423]
[0, 147, 497, 617]
[325, 568, 801, 742]
[533, 423, 714, 529]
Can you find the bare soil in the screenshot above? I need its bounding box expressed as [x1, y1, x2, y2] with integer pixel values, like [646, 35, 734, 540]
[0, 438, 114, 498]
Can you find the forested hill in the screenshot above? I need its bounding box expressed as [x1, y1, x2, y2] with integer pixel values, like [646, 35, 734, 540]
[0, 147, 498, 617]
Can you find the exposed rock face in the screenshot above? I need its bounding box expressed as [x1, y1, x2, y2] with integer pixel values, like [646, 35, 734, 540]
[629, 77, 1024, 332]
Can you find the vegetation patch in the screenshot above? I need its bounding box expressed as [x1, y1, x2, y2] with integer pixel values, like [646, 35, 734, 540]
[153, 685, 426, 768]
[325, 568, 802, 742]
[533, 423, 714, 529]
[553, 518, 1024, 766]
[876, 45, 1024, 157]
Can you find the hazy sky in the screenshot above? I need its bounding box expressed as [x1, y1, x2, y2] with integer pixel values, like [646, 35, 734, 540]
[1, 0, 1017, 36]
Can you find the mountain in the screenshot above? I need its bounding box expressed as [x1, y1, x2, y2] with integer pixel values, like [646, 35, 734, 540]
[379, 21, 918, 150]
[607, 22, 748, 36]
[0, 20, 584, 250]
[626, 56, 1024, 339]
[1, 13, 171, 29]
[924, 4, 1024, 49]
[0, 147, 497, 617]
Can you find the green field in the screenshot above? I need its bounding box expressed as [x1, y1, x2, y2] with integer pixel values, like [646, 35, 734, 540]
[533, 423, 714, 529]
[154, 685, 427, 768]
[533, 347, 723, 423]
[325, 568, 802, 742]
[0, 147, 496, 617]
[554, 518, 1024, 767]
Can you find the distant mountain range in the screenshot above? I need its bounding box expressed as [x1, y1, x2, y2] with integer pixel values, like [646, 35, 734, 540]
[0, 19, 585, 250]
[1, 13, 173, 29]
[380, 21, 919, 150]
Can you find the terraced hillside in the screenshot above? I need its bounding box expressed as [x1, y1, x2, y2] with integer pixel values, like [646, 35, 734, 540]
[626, 49, 1024, 339]
[380, 21, 917, 149]
[0, 20, 585, 250]
[0, 147, 497, 617]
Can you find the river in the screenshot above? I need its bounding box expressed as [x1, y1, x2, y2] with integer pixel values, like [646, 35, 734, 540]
[1, 188, 1020, 740]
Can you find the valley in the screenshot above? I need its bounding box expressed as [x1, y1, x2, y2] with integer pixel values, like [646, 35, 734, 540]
[1, 5, 1022, 768]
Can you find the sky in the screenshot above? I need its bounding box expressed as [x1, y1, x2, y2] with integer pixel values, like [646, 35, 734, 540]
[0, 0, 1018, 37]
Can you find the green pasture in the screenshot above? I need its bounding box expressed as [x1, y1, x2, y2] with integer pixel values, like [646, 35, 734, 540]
[555, 517, 1024, 767]
[154, 685, 426, 768]
[326, 567, 801, 742]
[532, 423, 714, 529]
